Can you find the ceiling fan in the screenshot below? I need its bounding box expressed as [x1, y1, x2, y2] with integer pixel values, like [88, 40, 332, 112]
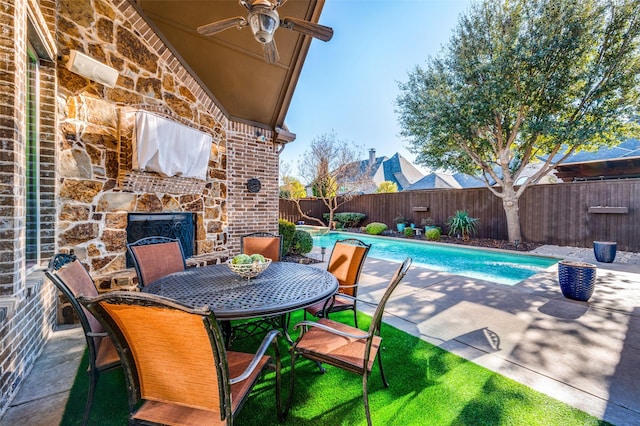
[197, 0, 334, 64]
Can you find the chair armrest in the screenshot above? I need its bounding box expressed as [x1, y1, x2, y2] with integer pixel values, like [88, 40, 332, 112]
[293, 320, 370, 340]
[229, 329, 280, 384]
[333, 293, 377, 307]
[337, 284, 357, 292]
[86, 332, 109, 338]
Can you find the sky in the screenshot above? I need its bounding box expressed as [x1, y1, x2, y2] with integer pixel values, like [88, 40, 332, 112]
[280, 0, 473, 181]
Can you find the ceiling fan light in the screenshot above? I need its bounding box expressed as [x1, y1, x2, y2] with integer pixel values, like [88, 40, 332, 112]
[248, 8, 279, 44]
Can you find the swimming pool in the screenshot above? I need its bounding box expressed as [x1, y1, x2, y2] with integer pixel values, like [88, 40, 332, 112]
[312, 232, 558, 286]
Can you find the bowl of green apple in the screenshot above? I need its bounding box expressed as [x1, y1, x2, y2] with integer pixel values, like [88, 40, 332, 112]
[227, 254, 272, 279]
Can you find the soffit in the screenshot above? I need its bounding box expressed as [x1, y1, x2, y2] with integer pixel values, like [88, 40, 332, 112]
[134, 0, 325, 134]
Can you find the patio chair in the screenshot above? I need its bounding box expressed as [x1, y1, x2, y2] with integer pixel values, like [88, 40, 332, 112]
[45, 253, 121, 426]
[241, 232, 282, 262]
[127, 236, 186, 289]
[305, 238, 371, 328]
[289, 258, 412, 426]
[78, 291, 285, 425]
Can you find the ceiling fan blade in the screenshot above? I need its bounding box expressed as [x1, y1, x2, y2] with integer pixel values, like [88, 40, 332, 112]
[197, 16, 247, 37]
[281, 17, 333, 42]
[263, 39, 280, 64]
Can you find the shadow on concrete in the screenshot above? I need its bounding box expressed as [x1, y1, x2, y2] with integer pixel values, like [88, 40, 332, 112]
[604, 306, 640, 425]
[538, 299, 590, 320]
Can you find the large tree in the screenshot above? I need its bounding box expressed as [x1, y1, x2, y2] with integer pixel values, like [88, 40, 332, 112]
[397, 0, 640, 242]
[291, 132, 367, 227]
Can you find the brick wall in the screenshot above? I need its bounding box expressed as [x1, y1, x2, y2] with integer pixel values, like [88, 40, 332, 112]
[0, 0, 58, 415]
[226, 122, 280, 254]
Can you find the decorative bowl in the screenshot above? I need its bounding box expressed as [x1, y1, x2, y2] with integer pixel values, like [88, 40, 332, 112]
[226, 258, 272, 279]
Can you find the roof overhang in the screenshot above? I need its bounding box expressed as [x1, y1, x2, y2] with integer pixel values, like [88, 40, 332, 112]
[132, 0, 328, 143]
[554, 157, 640, 181]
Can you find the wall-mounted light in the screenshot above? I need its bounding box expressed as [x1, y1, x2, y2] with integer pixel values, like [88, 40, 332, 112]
[66, 50, 119, 88]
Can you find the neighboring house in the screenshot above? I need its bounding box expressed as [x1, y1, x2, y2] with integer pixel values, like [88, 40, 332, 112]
[348, 149, 424, 193]
[0, 0, 327, 416]
[551, 138, 640, 181]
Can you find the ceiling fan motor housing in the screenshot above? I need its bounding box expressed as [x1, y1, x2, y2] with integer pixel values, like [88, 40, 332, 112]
[248, 6, 280, 44]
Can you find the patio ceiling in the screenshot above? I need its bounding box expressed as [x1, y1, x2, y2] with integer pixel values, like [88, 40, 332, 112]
[132, 0, 328, 142]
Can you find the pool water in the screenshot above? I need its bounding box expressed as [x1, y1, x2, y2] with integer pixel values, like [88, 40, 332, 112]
[312, 232, 558, 286]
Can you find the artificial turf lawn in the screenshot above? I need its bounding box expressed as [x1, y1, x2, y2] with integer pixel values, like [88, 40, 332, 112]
[61, 310, 610, 425]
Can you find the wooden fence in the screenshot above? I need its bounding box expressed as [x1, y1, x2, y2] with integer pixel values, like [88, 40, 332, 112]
[279, 179, 640, 252]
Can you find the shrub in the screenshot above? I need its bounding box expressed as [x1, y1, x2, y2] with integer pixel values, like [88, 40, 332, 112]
[403, 227, 414, 237]
[421, 217, 435, 227]
[365, 222, 387, 235]
[445, 210, 479, 241]
[290, 230, 313, 255]
[394, 215, 410, 225]
[322, 212, 366, 228]
[426, 227, 441, 241]
[278, 219, 296, 254]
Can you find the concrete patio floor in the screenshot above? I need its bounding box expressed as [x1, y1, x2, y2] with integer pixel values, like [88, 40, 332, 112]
[2, 244, 639, 425]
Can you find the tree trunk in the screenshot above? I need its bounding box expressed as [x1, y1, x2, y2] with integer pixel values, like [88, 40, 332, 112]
[502, 189, 522, 242]
[292, 200, 324, 226]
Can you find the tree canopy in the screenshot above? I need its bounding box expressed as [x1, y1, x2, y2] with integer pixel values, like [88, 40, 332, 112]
[295, 132, 366, 226]
[397, 0, 640, 241]
[375, 181, 399, 193]
[279, 175, 306, 199]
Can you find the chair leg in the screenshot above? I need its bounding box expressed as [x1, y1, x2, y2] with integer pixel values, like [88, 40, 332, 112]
[353, 308, 358, 328]
[363, 373, 372, 426]
[285, 350, 298, 417]
[83, 369, 98, 426]
[377, 351, 389, 388]
[273, 342, 284, 422]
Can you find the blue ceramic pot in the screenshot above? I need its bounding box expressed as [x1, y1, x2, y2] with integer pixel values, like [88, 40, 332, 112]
[593, 241, 617, 263]
[558, 261, 597, 301]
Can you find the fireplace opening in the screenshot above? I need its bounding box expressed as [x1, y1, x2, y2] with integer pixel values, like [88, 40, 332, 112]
[126, 213, 195, 267]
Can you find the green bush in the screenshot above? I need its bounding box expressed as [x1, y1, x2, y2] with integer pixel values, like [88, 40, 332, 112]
[290, 230, 313, 255]
[278, 219, 296, 254]
[365, 222, 387, 235]
[322, 212, 366, 228]
[445, 210, 479, 241]
[426, 227, 441, 241]
[403, 227, 414, 237]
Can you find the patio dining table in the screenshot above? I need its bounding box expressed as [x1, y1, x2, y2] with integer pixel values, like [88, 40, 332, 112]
[143, 262, 338, 343]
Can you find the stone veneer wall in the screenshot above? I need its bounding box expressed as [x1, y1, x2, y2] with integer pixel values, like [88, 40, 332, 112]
[1, 0, 281, 416]
[55, 0, 230, 276]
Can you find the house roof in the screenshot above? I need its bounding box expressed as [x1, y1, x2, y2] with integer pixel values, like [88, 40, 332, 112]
[357, 152, 423, 191]
[555, 138, 640, 163]
[406, 172, 462, 191]
[133, 0, 328, 142]
[382, 153, 424, 190]
[550, 138, 640, 181]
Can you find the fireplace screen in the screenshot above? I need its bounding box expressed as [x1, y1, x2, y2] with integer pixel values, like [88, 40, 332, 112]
[126, 213, 195, 266]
